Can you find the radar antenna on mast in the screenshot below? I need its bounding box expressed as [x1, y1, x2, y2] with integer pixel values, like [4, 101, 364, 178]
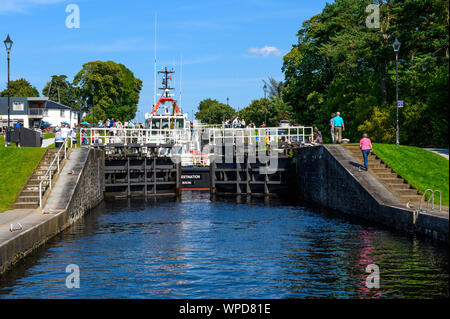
[150, 67, 181, 116]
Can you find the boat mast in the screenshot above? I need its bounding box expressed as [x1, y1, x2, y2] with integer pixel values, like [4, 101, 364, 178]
[179, 55, 183, 111]
[154, 13, 157, 107]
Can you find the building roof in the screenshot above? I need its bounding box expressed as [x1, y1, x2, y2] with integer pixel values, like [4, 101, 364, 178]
[0, 97, 76, 115]
[45, 100, 73, 110]
[28, 97, 49, 102]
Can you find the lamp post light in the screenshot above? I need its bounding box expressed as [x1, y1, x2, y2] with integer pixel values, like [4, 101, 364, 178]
[263, 84, 268, 126]
[392, 37, 401, 146]
[4, 35, 13, 145]
[225, 97, 229, 124]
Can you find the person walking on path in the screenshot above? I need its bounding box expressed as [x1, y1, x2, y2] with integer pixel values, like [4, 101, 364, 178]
[55, 127, 63, 148]
[360, 133, 373, 171]
[71, 128, 78, 148]
[332, 112, 345, 144]
[330, 113, 336, 144]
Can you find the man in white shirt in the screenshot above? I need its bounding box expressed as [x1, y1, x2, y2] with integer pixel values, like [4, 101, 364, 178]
[61, 125, 70, 140]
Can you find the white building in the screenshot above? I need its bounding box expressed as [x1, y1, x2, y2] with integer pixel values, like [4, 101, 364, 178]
[42, 100, 79, 127]
[0, 97, 79, 131]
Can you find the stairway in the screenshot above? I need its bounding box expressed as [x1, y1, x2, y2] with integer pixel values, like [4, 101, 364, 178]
[13, 148, 68, 209]
[342, 144, 423, 206]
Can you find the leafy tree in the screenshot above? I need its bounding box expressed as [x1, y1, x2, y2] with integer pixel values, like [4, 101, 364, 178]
[282, 0, 449, 147]
[262, 77, 284, 98]
[73, 61, 143, 122]
[239, 97, 294, 127]
[0, 78, 39, 97]
[42, 75, 82, 111]
[195, 98, 236, 124]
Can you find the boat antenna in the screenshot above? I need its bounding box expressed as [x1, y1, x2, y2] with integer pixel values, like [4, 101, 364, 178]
[179, 55, 183, 109]
[154, 13, 157, 107]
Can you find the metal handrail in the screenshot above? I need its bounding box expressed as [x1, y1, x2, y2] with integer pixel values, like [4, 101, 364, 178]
[77, 127, 314, 149]
[39, 138, 68, 207]
[419, 189, 442, 213]
[79, 128, 191, 146]
[208, 126, 314, 148]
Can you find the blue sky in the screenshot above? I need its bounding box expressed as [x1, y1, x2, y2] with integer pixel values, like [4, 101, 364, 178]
[0, 0, 329, 121]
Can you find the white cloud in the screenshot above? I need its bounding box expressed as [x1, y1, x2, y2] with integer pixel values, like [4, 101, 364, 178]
[0, 0, 68, 14]
[248, 46, 284, 57]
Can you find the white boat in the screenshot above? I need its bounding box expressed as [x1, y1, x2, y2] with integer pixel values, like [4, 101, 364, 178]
[144, 66, 191, 143]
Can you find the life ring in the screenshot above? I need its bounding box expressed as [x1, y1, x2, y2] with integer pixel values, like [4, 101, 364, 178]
[199, 153, 208, 166]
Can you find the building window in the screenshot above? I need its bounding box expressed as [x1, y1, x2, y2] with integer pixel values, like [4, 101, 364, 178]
[13, 102, 24, 111]
[60, 110, 65, 117]
[44, 109, 48, 116]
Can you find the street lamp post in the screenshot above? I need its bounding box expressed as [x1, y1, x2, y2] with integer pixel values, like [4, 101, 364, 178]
[263, 84, 268, 126]
[392, 37, 401, 146]
[225, 97, 229, 124]
[4, 35, 13, 145]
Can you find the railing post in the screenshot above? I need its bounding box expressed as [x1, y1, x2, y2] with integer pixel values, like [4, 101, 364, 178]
[39, 183, 42, 208]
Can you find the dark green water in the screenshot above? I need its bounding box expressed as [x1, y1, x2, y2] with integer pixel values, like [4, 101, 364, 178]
[0, 193, 448, 298]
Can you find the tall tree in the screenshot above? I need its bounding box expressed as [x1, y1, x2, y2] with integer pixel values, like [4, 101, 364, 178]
[282, 0, 449, 146]
[262, 77, 284, 98]
[195, 99, 236, 124]
[0, 78, 39, 97]
[42, 75, 82, 111]
[239, 97, 294, 127]
[73, 61, 143, 122]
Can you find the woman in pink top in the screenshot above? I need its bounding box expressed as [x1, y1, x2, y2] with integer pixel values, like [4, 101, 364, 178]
[360, 133, 373, 171]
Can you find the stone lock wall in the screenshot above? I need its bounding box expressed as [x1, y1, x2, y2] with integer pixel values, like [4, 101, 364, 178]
[65, 149, 104, 226]
[0, 148, 105, 275]
[295, 145, 448, 242]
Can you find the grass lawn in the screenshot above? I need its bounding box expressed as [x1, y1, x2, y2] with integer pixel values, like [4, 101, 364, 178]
[372, 144, 449, 205]
[0, 143, 46, 212]
[44, 133, 55, 139]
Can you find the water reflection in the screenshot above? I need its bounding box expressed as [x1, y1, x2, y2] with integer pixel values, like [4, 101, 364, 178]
[0, 192, 448, 299]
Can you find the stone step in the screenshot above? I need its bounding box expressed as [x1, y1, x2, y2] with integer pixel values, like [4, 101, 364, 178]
[42, 154, 62, 159]
[389, 184, 413, 190]
[374, 173, 399, 179]
[29, 176, 48, 182]
[33, 169, 57, 177]
[16, 195, 40, 203]
[393, 189, 419, 196]
[20, 190, 40, 197]
[347, 151, 378, 158]
[13, 202, 39, 209]
[344, 146, 422, 205]
[379, 178, 405, 185]
[25, 185, 49, 192]
[27, 180, 50, 187]
[14, 149, 68, 208]
[39, 160, 58, 165]
[370, 167, 393, 173]
[34, 170, 51, 175]
[368, 164, 387, 169]
[399, 195, 423, 204]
